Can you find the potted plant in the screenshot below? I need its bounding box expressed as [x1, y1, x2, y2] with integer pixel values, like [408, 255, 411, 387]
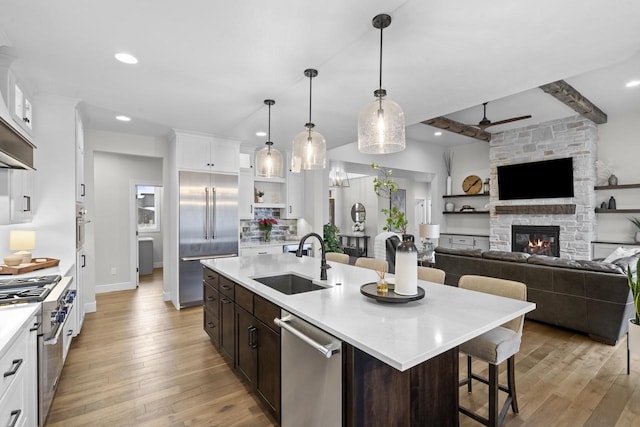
[627, 258, 640, 355]
[629, 217, 640, 243]
[323, 223, 343, 253]
[371, 163, 408, 236]
[256, 190, 265, 203]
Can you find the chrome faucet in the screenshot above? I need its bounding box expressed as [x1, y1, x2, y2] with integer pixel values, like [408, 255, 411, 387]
[296, 232, 330, 281]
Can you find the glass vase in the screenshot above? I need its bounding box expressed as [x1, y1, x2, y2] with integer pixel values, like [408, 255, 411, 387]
[264, 229, 271, 242]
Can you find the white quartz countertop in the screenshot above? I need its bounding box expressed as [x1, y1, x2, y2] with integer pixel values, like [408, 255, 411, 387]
[0, 304, 39, 358]
[202, 253, 535, 371]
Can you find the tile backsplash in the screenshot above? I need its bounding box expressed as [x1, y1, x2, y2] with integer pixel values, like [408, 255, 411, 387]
[240, 207, 298, 243]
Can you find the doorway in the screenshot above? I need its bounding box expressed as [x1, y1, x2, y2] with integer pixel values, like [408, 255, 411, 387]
[132, 182, 163, 287]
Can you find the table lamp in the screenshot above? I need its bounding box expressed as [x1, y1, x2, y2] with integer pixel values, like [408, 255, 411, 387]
[419, 224, 440, 261]
[9, 230, 36, 263]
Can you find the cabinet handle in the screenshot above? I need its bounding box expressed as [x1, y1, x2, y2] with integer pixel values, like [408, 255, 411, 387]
[248, 326, 258, 348]
[8, 410, 21, 427]
[289, 205, 292, 214]
[67, 330, 73, 336]
[23, 195, 31, 212]
[81, 254, 86, 267]
[81, 183, 85, 196]
[220, 297, 232, 304]
[250, 204, 253, 214]
[3, 359, 23, 377]
[206, 296, 216, 301]
[221, 285, 231, 291]
[207, 322, 216, 329]
[30, 322, 41, 332]
[258, 252, 267, 255]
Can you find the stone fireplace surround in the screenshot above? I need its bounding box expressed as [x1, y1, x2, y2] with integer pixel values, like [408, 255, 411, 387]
[489, 116, 598, 260]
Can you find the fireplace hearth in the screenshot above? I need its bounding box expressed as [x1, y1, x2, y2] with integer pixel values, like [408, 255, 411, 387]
[512, 225, 560, 257]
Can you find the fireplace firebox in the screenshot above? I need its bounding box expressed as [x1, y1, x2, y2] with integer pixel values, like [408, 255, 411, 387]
[512, 225, 560, 257]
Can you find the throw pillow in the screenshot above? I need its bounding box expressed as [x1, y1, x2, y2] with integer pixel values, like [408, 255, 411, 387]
[603, 246, 640, 264]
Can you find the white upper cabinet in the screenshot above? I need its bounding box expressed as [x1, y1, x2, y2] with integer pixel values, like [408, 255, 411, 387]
[75, 110, 85, 202]
[283, 157, 304, 219]
[0, 168, 34, 224]
[9, 72, 33, 135]
[238, 172, 254, 220]
[175, 131, 240, 173]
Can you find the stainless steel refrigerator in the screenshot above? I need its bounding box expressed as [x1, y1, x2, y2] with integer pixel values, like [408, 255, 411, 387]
[179, 171, 238, 307]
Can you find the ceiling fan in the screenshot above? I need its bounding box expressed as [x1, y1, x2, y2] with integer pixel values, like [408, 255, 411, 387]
[470, 102, 532, 130]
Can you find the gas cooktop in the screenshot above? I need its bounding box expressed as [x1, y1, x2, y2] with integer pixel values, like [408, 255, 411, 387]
[0, 275, 62, 304]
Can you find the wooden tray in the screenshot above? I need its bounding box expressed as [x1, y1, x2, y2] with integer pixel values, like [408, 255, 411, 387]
[0, 258, 60, 275]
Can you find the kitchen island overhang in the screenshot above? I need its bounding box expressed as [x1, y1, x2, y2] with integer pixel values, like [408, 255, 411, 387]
[201, 253, 535, 372]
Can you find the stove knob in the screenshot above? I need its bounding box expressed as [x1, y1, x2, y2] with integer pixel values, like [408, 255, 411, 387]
[55, 311, 65, 323]
[66, 291, 76, 303]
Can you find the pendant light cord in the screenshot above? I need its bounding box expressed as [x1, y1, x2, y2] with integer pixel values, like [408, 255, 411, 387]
[308, 74, 313, 125]
[378, 24, 384, 92]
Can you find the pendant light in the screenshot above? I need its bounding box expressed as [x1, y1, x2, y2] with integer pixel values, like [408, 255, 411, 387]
[255, 99, 284, 178]
[291, 68, 326, 172]
[358, 13, 405, 154]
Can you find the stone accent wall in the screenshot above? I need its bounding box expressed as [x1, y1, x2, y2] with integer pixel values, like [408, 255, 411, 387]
[489, 116, 598, 260]
[240, 207, 298, 243]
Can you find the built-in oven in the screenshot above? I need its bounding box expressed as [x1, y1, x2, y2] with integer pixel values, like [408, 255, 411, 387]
[283, 243, 312, 256]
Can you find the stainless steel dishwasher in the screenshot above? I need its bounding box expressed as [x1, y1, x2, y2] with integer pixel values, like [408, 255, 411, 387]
[275, 310, 343, 427]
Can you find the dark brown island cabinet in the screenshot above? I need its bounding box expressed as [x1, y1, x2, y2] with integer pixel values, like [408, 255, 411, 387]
[203, 266, 458, 427]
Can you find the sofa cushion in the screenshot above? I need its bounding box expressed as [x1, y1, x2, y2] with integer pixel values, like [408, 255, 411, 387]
[434, 247, 483, 257]
[482, 250, 530, 263]
[527, 254, 581, 269]
[574, 259, 624, 275]
[612, 254, 640, 275]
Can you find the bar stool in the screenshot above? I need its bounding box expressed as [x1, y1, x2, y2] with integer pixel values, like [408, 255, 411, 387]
[326, 252, 350, 264]
[458, 275, 527, 427]
[417, 266, 446, 284]
[354, 257, 387, 272]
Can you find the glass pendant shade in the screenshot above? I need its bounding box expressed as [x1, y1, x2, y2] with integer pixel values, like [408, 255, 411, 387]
[358, 95, 405, 154]
[329, 168, 350, 188]
[292, 127, 326, 172]
[255, 144, 283, 178]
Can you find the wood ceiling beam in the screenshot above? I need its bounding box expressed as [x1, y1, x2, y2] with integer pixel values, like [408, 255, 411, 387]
[421, 116, 492, 142]
[539, 80, 607, 124]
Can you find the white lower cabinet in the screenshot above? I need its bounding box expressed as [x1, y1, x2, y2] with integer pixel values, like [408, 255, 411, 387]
[0, 314, 37, 427]
[240, 245, 283, 256]
[439, 234, 489, 251]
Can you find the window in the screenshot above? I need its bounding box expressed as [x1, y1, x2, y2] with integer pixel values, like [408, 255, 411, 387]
[137, 185, 161, 232]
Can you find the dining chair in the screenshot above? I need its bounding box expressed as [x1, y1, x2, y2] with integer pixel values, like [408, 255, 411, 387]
[417, 266, 446, 284]
[326, 252, 350, 264]
[457, 275, 527, 427]
[354, 257, 387, 272]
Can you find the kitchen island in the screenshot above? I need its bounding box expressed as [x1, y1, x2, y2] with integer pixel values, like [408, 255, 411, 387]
[202, 253, 535, 426]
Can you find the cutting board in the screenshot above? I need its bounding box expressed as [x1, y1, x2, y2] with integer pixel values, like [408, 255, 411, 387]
[0, 258, 60, 275]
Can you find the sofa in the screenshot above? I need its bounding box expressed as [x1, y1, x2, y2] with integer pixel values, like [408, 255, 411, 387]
[434, 247, 637, 345]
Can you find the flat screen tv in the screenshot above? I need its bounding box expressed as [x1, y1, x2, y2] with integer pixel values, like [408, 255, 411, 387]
[497, 157, 574, 200]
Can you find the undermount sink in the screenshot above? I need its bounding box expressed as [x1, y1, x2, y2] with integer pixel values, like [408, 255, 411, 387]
[253, 273, 326, 295]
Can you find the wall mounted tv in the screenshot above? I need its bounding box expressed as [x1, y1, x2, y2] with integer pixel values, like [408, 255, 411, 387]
[497, 157, 574, 200]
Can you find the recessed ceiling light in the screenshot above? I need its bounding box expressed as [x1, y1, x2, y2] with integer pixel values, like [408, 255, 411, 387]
[626, 80, 640, 88]
[116, 115, 131, 122]
[255, 131, 267, 137]
[114, 53, 138, 64]
[434, 131, 442, 136]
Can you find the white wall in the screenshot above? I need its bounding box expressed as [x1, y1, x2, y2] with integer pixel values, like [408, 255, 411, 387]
[93, 152, 162, 292]
[597, 108, 640, 242]
[334, 176, 378, 235]
[84, 129, 169, 297]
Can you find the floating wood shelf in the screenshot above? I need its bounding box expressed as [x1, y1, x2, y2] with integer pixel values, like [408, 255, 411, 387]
[594, 183, 640, 190]
[594, 208, 640, 214]
[442, 210, 490, 215]
[443, 193, 490, 199]
[494, 204, 576, 215]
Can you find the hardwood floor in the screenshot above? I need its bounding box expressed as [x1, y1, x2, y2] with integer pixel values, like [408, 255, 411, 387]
[48, 269, 640, 426]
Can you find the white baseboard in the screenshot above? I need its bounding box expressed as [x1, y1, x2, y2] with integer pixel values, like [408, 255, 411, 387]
[85, 301, 97, 313]
[163, 291, 172, 301]
[153, 261, 163, 268]
[96, 281, 136, 294]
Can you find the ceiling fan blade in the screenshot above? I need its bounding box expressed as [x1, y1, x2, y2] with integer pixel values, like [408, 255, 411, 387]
[479, 114, 532, 129]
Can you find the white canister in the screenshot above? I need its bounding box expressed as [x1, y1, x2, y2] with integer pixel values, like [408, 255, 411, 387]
[445, 202, 455, 212]
[394, 235, 418, 295]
